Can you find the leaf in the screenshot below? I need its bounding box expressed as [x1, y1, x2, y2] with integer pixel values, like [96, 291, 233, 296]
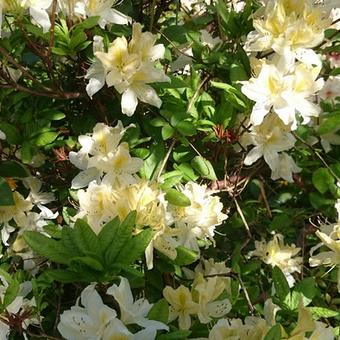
[157, 330, 191, 340]
[69, 256, 104, 272]
[1, 280, 20, 310]
[98, 217, 121, 253]
[0, 161, 29, 178]
[317, 112, 340, 135]
[294, 278, 318, 306]
[308, 307, 339, 319]
[312, 168, 334, 194]
[73, 219, 101, 258]
[272, 267, 290, 301]
[162, 124, 175, 140]
[0, 177, 14, 206]
[174, 246, 199, 266]
[34, 131, 59, 147]
[23, 231, 74, 265]
[46, 269, 81, 283]
[115, 229, 155, 265]
[165, 188, 191, 207]
[264, 324, 282, 340]
[191, 156, 217, 180]
[0, 122, 21, 144]
[104, 212, 136, 265]
[148, 299, 169, 324]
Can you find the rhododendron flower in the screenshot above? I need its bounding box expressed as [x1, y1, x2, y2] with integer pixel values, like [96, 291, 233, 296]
[163, 285, 199, 330]
[73, 0, 131, 28]
[20, 0, 53, 32]
[250, 234, 302, 286]
[241, 113, 297, 177]
[86, 23, 170, 116]
[319, 76, 340, 101]
[245, 0, 331, 65]
[167, 182, 228, 252]
[241, 60, 324, 129]
[69, 121, 142, 189]
[270, 152, 301, 183]
[107, 277, 168, 332]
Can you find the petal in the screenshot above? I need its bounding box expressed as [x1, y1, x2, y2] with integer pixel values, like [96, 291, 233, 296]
[207, 299, 231, 318]
[121, 88, 138, 116]
[244, 146, 263, 165]
[71, 168, 100, 189]
[295, 48, 322, 68]
[29, 6, 51, 32]
[104, 9, 131, 25]
[132, 84, 162, 108]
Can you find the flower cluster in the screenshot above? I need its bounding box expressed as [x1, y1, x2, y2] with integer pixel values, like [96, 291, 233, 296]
[240, 0, 336, 182]
[57, 277, 168, 339]
[71, 122, 228, 268]
[86, 23, 170, 116]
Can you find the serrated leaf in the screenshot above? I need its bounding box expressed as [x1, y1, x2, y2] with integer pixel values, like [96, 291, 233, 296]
[73, 219, 101, 258]
[98, 217, 121, 253]
[104, 212, 136, 265]
[115, 229, 154, 265]
[23, 231, 74, 264]
[69, 256, 104, 272]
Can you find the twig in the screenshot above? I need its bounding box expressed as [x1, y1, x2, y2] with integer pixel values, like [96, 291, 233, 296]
[238, 273, 255, 314]
[187, 74, 211, 113]
[155, 139, 176, 181]
[234, 198, 252, 238]
[149, 0, 157, 32]
[259, 177, 272, 218]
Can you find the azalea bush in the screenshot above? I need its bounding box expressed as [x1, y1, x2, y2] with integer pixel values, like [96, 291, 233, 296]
[0, 0, 340, 338]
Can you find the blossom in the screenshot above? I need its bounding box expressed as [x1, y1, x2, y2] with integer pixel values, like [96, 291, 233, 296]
[270, 152, 301, 183]
[192, 273, 231, 324]
[69, 121, 142, 189]
[107, 276, 168, 332]
[73, 0, 131, 28]
[319, 76, 340, 101]
[163, 285, 199, 330]
[250, 234, 302, 286]
[241, 113, 297, 177]
[87, 23, 170, 116]
[167, 182, 228, 252]
[241, 60, 324, 129]
[309, 222, 340, 292]
[245, 0, 331, 64]
[20, 0, 53, 32]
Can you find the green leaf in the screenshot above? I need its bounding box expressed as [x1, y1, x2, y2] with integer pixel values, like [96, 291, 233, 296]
[312, 168, 334, 194]
[104, 212, 136, 265]
[0, 177, 14, 206]
[157, 330, 191, 340]
[176, 121, 197, 136]
[23, 231, 74, 264]
[0, 161, 29, 178]
[272, 267, 290, 301]
[308, 307, 339, 319]
[294, 278, 318, 306]
[69, 256, 104, 272]
[98, 217, 121, 253]
[46, 269, 81, 283]
[34, 131, 59, 146]
[115, 229, 155, 265]
[162, 124, 175, 140]
[73, 219, 101, 258]
[317, 112, 340, 135]
[264, 324, 282, 340]
[1, 280, 20, 310]
[0, 122, 21, 144]
[165, 188, 191, 207]
[191, 156, 217, 180]
[148, 299, 169, 324]
[174, 246, 199, 266]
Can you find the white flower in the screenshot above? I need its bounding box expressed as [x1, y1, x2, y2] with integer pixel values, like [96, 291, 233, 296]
[70, 121, 142, 189]
[270, 152, 301, 183]
[241, 60, 324, 129]
[87, 23, 170, 116]
[57, 284, 118, 339]
[107, 277, 168, 332]
[319, 76, 340, 101]
[250, 234, 302, 286]
[327, 52, 340, 69]
[0, 129, 5, 140]
[241, 113, 296, 172]
[167, 182, 228, 252]
[20, 0, 53, 32]
[74, 0, 131, 28]
[245, 0, 331, 65]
